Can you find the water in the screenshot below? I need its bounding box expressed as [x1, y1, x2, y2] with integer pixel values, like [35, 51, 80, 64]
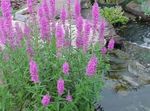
[101, 84, 150, 111]
[100, 22, 150, 111]
[118, 21, 150, 49]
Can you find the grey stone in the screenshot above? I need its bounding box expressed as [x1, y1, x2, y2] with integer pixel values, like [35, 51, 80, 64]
[125, 1, 150, 21]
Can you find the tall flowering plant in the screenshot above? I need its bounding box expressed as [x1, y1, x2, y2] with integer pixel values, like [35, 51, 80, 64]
[0, 0, 111, 111]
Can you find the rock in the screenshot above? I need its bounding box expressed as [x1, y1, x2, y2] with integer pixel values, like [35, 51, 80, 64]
[124, 1, 150, 21]
[122, 75, 139, 88]
[14, 8, 29, 22]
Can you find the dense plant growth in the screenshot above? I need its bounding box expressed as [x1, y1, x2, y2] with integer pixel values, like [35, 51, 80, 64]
[100, 6, 129, 25]
[0, 0, 113, 111]
[98, 0, 122, 3]
[141, 1, 150, 16]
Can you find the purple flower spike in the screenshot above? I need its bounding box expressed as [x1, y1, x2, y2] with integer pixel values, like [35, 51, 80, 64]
[29, 59, 40, 83]
[74, 0, 81, 19]
[57, 78, 65, 96]
[41, 94, 51, 106]
[42, 0, 50, 19]
[27, 0, 33, 14]
[99, 19, 106, 44]
[86, 55, 98, 76]
[62, 62, 70, 74]
[92, 1, 100, 30]
[60, 8, 67, 25]
[101, 47, 107, 55]
[66, 91, 72, 102]
[83, 20, 91, 53]
[39, 16, 50, 41]
[56, 24, 65, 48]
[108, 38, 115, 51]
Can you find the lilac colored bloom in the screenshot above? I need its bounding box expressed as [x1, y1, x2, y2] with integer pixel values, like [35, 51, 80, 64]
[67, 0, 71, 5]
[108, 38, 115, 51]
[92, 1, 100, 30]
[1, 0, 12, 19]
[39, 16, 50, 41]
[38, 5, 44, 18]
[76, 16, 83, 48]
[83, 20, 91, 53]
[57, 78, 65, 95]
[42, 0, 50, 19]
[86, 55, 98, 76]
[66, 91, 72, 102]
[101, 47, 107, 55]
[41, 94, 51, 106]
[15, 23, 23, 47]
[99, 20, 106, 44]
[29, 59, 39, 83]
[62, 62, 70, 74]
[74, 0, 81, 19]
[76, 33, 83, 48]
[49, 0, 56, 18]
[60, 8, 67, 25]
[56, 24, 65, 48]
[27, 0, 33, 14]
[0, 18, 6, 44]
[1, 0, 13, 44]
[76, 16, 83, 33]
[24, 24, 31, 37]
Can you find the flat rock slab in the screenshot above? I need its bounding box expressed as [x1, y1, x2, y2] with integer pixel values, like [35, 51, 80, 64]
[125, 1, 150, 21]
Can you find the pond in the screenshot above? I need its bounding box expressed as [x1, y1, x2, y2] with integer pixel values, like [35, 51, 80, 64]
[100, 21, 150, 111]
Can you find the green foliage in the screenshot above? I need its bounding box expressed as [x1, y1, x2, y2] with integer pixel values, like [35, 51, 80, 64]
[0, 30, 109, 111]
[133, 0, 145, 4]
[100, 6, 129, 25]
[141, 1, 150, 16]
[98, 0, 121, 3]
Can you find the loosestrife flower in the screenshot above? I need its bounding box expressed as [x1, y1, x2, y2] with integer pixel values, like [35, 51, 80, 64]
[49, 0, 56, 17]
[66, 91, 72, 102]
[0, 18, 6, 44]
[1, 0, 13, 46]
[24, 24, 31, 37]
[83, 20, 91, 53]
[101, 47, 107, 55]
[15, 23, 23, 47]
[57, 78, 65, 95]
[99, 20, 106, 44]
[42, 0, 50, 19]
[49, 0, 56, 32]
[39, 16, 50, 41]
[41, 94, 51, 106]
[74, 0, 81, 19]
[27, 0, 33, 14]
[38, 5, 44, 18]
[60, 8, 67, 25]
[1, 0, 12, 19]
[24, 24, 34, 56]
[56, 24, 65, 48]
[92, 1, 99, 30]
[29, 59, 39, 83]
[76, 16, 83, 48]
[62, 62, 69, 74]
[86, 55, 98, 76]
[108, 38, 115, 51]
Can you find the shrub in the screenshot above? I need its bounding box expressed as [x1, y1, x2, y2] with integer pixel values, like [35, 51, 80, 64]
[100, 6, 129, 25]
[141, 1, 150, 16]
[0, 0, 111, 111]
